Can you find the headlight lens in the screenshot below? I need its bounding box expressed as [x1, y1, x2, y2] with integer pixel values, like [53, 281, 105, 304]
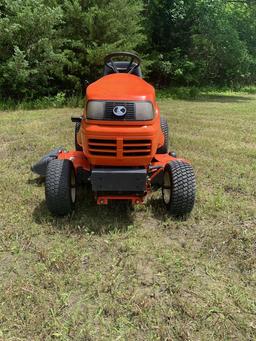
[135, 102, 154, 120]
[86, 101, 105, 120]
[86, 101, 155, 121]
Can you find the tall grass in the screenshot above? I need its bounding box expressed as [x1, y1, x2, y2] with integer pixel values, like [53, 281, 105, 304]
[1, 86, 256, 111]
[157, 85, 256, 99]
[0, 92, 84, 111]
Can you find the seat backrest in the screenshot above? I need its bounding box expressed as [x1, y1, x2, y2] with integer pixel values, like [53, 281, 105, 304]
[104, 61, 142, 77]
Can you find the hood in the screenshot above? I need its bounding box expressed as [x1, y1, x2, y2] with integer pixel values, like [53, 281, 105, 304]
[86, 73, 155, 104]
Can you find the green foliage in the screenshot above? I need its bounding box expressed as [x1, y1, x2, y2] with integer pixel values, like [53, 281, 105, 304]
[145, 0, 256, 86]
[61, 0, 145, 82]
[0, 0, 145, 100]
[0, 92, 84, 111]
[0, 0, 67, 99]
[0, 0, 255, 101]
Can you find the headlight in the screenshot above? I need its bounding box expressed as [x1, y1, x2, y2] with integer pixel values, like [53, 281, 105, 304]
[135, 102, 154, 120]
[86, 101, 155, 121]
[86, 101, 105, 120]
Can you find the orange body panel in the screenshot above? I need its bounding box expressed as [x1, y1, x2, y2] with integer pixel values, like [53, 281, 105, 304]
[77, 73, 165, 167]
[97, 195, 145, 205]
[58, 150, 90, 172]
[86, 73, 156, 103]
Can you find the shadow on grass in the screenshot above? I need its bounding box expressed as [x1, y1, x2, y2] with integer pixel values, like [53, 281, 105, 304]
[32, 187, 134, 235]
[146, 196, 190, 222]
[27, 176, 45, 186]
[158, 89, 255, 103]
[192, 94, 254, 103]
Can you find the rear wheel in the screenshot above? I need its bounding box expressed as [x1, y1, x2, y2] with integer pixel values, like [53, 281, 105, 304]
[157, 117, 169, 154]
[162, 160, 196, 217]
[45, 159, 76, 216]
[75, 122, 83, 151]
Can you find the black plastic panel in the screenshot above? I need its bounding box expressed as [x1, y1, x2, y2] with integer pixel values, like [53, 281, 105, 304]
[91, 168, 147, 192]
[104, 102, 135, 120]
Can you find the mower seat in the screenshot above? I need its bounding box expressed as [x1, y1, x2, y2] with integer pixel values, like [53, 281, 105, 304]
[104, 61, 142, 78]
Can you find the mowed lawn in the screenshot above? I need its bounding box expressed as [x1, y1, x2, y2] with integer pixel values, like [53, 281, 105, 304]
[0, 93, 255, 341]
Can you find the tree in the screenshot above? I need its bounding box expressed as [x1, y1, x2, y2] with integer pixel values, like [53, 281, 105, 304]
[0, 0, 145, 99]
[190, 0, 252, 85]
[0, 0, 68, 99]
[0, 0, 255, 100]
[60, 0, 145, 87]
[144, 0, 256, 86]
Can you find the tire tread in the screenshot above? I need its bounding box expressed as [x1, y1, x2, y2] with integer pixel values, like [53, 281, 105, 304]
[157, 117, 169, 154]
[45, 159, 75, 216]
[165, 160, 196, 216]
[75, 122, 83, 151]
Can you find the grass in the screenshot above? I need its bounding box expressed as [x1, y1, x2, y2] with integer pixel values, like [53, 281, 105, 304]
[157, 85, 256, 100]
[0, 91, 255, 340]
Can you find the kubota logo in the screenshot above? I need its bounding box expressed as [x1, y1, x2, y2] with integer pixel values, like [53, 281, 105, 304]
[113, 105, 127, 116]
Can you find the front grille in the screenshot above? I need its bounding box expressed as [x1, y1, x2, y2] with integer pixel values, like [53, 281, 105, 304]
[105, 102, 135, 120]
[88, 139, 117, 156]
[123, 139, 151, 156]
[88, 138, 151, 157]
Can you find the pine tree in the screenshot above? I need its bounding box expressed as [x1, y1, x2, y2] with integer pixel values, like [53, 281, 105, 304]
[61, 0, 145, 86]
[0, 0, 67, 99]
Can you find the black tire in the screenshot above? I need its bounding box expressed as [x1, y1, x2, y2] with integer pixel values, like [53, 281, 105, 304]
[162, 160, 196, 217]
[75, 122, 83, 151]
[45, 159, 76, 216]
[157, 117, 169, 154]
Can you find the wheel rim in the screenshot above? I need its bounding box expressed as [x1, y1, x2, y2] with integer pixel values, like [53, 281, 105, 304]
[163, 171, 171, 204]
[70, 170, 76, 203]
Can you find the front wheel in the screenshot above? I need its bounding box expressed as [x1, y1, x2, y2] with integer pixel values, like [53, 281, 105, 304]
[75, 122, 83, 151]
[45, 159, 76, 216]
[162, 160, 196, 217]
[157, 117, 170, 154]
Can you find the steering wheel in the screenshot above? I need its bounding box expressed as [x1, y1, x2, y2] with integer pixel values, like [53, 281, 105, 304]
[104, 52, 141, 74]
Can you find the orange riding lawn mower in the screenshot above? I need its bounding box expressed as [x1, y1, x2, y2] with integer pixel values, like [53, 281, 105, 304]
[32, 52, 196, 217]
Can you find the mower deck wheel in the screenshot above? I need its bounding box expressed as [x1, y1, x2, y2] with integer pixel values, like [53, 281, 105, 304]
[75, 122, 83, 151]
[162, 160, 196, 217]
[45, 159, 76, 216]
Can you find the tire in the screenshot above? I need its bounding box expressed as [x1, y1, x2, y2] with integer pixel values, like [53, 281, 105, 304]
[45, 159, 76, 216]
[157, 117, 169, 154]
[75, 122, 83, 151]
[162, 160, 196, 217]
